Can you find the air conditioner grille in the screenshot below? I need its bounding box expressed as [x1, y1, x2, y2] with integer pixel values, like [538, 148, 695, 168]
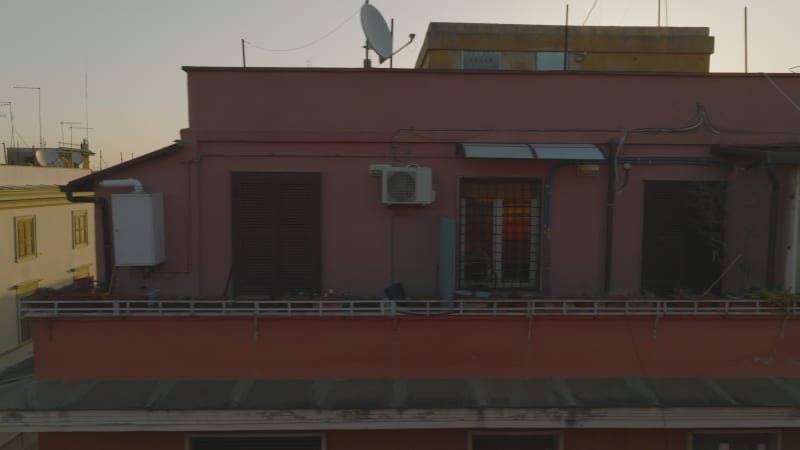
[386, 171, 416, 201]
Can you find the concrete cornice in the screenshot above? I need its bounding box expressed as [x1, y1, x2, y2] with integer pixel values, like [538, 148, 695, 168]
[1, 407, 799, 432]
[0, 188, 92, 210]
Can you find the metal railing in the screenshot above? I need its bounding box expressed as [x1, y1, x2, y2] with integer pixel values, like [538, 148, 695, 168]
[19, 298, 800, 318]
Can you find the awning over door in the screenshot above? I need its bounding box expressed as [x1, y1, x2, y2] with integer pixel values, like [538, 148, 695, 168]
[458, 143, 605, 160]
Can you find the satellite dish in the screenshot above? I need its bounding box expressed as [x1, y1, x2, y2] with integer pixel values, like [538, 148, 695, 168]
[35, 148, 61, 167]
[360, 2, 392, 61]
[71, 151, 83, 166]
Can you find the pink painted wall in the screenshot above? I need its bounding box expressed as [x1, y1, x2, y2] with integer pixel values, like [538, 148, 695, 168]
[33, 315, 800, 380]
[92, 69, 800, 298]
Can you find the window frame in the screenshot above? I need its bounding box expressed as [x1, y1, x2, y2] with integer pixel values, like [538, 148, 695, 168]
[185, 433, 326, 450]
[458, 177, 542, 290]
[462, 50, 501, 70]
[468, 430, 563, 450]
[72, 209, 89, 248]
[688, 430, 781, 450]
[14, 215, 37, 262]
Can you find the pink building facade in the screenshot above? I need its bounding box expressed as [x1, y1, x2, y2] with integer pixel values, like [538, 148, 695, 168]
[3, 68, 800, 450]
[83, 69, 800, 299]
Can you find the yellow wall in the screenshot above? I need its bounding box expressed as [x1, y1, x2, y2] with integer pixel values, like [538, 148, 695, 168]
[416, 23, 713, 72]
[0, 167, 96, 369]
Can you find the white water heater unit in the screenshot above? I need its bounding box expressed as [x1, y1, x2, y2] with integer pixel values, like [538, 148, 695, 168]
[111, 192, 165, 266]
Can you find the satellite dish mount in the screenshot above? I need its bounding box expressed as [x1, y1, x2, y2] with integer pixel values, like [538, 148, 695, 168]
[360, 1, 415, 68]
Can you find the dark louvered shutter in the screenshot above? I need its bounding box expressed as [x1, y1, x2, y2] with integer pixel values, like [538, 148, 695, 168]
[232, 172, 321, 297]
[472, 434, 559, 450]
[192, 436, 322, 450]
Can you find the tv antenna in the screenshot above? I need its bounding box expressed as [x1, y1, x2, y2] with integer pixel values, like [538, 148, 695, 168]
[60, 121, 80, 147]
[360, 1, 415, 68]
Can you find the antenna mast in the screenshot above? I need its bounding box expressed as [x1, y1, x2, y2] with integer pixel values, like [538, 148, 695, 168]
[85, 61, 90, 144]
[744, 7, 749, 73]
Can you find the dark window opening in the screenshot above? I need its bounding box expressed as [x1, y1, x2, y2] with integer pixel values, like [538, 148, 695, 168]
[472, 433, 559, 450]
[642, 181, 726, 295]
[191, 435, 323, 450]
[692, 432, 777, 450]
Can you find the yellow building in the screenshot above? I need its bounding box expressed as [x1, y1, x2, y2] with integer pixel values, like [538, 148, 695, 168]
[0, 166, 96, 370]
[415, 23, 714, 72]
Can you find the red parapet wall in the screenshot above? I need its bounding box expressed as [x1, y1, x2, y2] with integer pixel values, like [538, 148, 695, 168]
[32, 315, 800, 380]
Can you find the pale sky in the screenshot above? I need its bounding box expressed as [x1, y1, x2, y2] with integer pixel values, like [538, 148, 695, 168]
[0, 0, 797, 167]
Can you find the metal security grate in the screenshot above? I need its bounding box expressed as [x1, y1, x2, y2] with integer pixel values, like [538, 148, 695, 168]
[460, 179, 541, 289]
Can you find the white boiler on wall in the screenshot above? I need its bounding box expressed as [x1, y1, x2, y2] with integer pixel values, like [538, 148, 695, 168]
[111, 192, 166, 266]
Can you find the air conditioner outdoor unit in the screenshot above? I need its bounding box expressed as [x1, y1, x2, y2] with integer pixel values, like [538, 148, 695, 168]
[381, 166, 435, 205]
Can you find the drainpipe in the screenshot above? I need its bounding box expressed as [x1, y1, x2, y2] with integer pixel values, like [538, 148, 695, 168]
[604, 139, 619, 293]
[788, 167, 800, 293]
[61, 185, 113, 292]
[542, 160, 581, 296]
[765, 159, 780, 290]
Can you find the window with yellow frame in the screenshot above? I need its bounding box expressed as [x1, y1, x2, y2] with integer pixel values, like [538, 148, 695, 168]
[72, 210, 89, 248]
[14, 215, 36, 261]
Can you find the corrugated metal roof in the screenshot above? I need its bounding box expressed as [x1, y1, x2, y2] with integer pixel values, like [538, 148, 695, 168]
[2, 376, 800, 412]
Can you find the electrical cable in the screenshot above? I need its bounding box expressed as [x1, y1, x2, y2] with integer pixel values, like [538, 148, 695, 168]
[582, 0, 600, 26]
[762, 73, 800, 112]
[13, 129, 30, 148]
[244, 7, 360, 53]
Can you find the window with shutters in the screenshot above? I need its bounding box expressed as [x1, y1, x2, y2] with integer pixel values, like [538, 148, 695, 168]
[460, 179, 541, 289]
[72, 210, 89, 248]
[470, 431, 560, 450]
[14, 216, 36, 261]
[231, 172, 321, 297]
[190, 435, 323, 450]
[690, 431, 778, 450]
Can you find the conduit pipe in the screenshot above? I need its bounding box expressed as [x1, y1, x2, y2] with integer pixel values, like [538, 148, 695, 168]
[99, 178, 144, 193]
[765, 162, 780, 290]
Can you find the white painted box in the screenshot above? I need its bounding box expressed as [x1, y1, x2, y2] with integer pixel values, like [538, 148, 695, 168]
[111, 193, 166, 266]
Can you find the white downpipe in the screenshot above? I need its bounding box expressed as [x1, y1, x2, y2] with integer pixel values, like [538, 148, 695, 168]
[99, 178, 144, 193]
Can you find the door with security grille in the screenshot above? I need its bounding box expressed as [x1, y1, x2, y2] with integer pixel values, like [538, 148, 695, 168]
[231, 172, 321, 297]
